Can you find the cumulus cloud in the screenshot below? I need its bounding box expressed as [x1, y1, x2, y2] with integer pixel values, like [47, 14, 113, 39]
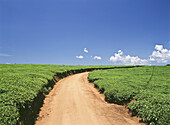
[110, 50, 148, 65]
[155, 45, 163, 51]
[110, 45, 170, 65]
[76, 55, 84, 59]
[0, 53, 11, 56]
[149, 45, 170, 63]
[84, 48, 88, 53]
[94, 56, 102, 60]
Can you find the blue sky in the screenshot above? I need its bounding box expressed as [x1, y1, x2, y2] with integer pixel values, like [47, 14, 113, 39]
[0, 0, 170, 65]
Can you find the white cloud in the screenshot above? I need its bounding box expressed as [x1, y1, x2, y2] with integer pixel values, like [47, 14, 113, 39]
[118, 50, 123, 55]
[155, 45, 163, 51]
[149, 57, 155, 61]
[6, 62, 10, 64]
[0, 53, 11, 56]
[76, 55, 84, 59]
[149, 45, 170, 63]
[94, 56, 102, 60]
[110, 50, 148, 65]
[110, 45, 170, 65]
[84, 48, 88, 53]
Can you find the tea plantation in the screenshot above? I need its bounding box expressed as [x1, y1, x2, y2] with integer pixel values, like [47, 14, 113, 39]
[88, 66, 170, 125]
[0, 64, 120, 125]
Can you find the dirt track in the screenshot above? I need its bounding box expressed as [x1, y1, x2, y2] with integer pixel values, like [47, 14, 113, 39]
[35, 72, 144, 125]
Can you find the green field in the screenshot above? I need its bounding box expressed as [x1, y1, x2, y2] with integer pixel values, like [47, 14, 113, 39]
[0, 64, 123, 125]
[1, 65, 169, 125]
[88, 66, 170, 125]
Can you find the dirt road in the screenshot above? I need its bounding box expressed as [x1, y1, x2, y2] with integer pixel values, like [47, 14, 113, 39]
[35, 72, 144, 125]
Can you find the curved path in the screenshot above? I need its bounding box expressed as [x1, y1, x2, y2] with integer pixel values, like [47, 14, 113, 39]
[35, 72, 144, 125]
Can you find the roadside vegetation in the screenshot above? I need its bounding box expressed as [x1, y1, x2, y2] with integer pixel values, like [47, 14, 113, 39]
[88, 66, 170, 125]
[1, 64, 169, 125]
[0, 64, 123, 125]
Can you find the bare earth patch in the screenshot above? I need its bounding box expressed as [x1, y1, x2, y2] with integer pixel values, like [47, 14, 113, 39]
[35, 72, 145, 125]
